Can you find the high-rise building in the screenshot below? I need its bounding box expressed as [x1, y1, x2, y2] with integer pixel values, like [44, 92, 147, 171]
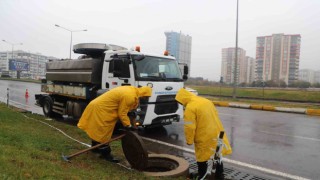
[256, 33, 301, 85]
[245, 56, 256, 84]
[164, 31, 192, 75]
[314, 71, 320, 84]
[0, 50, 57, 79]
[299, 69, 320, 84]
[299, 69, 314, 84]
[221, 47, 246, 84]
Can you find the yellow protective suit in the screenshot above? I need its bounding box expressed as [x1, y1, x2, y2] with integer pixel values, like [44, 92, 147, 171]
[78, 86, 152, 143]
[175, 88, 232, 162]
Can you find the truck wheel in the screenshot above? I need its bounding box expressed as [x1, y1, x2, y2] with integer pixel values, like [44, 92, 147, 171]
[43, 97, 54, 117]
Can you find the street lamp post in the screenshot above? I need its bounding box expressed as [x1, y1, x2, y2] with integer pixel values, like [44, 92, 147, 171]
[2, 39, 23, 61]
[232, 0, 239, 99]
[2, 40, 23, 78]
[55, 24, 87, 59]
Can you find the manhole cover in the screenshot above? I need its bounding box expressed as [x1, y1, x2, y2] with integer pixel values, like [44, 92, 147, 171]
[121, 131, 148, 170]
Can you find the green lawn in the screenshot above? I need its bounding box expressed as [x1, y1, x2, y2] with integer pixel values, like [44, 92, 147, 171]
[191, 85, 320, 102]
[189, 85, 320, 109]
[0, 104, 178, 179]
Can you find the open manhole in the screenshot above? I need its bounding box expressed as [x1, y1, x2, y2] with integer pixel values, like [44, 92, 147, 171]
[121, 131, 189, 177]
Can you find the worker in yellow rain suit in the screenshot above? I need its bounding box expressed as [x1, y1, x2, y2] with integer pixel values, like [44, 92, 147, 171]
[175, 88, 232, 179]
[78, 86, 152, 163]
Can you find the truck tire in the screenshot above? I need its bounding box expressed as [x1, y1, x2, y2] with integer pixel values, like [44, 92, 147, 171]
[43, 96, 55, 117]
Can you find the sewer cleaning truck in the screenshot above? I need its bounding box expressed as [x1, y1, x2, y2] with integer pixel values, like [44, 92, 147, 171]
[35, 43, 188, 128]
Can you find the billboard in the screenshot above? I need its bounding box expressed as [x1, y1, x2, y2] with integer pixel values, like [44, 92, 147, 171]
[9, 59, 29, 71]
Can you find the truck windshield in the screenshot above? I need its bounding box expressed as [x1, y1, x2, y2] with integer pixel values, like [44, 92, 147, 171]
[133, 56, 183, 81]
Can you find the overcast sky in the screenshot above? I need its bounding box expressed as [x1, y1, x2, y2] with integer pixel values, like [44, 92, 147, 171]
[1, 0, 319, 81]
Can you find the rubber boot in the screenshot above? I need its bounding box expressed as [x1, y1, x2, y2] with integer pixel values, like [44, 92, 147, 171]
[197, 161, 208, 179]
[91, 140, 119, 163]
[91, 140, 101, 153]
[99, 145, 120, 163]
[215, 162, 224, 179]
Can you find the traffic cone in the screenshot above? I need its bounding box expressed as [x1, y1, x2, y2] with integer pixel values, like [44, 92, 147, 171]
[25, 89, 29, 98]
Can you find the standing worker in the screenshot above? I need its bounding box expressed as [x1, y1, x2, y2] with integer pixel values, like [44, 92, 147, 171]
[175, 88, 232, 179]
[78, 86, 152, 163]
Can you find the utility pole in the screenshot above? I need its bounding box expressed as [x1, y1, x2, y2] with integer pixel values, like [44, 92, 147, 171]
[2, 40, 23, 78]
[232, 0, 239, 99]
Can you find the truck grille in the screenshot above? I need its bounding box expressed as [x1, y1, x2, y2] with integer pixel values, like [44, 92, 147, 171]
[154, 95, 178, 115]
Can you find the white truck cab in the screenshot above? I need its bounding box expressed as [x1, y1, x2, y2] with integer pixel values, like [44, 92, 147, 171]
[103, 47, 187, 127]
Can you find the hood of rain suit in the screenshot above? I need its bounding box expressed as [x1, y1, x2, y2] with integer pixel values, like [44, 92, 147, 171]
[175, 88, 232, 162]
[137, 86, 152, 97]
[175, 88, 195, 106]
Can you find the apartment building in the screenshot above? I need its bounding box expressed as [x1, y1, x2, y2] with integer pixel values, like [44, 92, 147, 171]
[221, 47, 246, 84]
[164, 31, 192, 75]
[0, 50, 57, 79]
[256, 33, 301, 85]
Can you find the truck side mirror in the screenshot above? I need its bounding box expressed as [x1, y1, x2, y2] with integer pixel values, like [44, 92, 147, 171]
[183, 65, 188, 80]
[183, 74, 188, 80]
[183, 65, 188, 75]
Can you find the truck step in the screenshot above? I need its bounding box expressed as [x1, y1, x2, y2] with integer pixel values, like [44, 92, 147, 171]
[53, 106, 65, 111]
[53, 101, 64, 107]
[52, 109, 65, 115]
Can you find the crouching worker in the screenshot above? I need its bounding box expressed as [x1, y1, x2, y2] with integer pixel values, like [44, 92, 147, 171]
[175, 88, 232, 179]
[78, 86, 152, 163]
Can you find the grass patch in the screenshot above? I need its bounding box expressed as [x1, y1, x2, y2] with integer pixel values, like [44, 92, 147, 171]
[0, 104, 178, 179]
[190, 85, 320, 107]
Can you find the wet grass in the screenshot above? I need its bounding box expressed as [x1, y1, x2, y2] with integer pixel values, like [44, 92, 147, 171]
[190, 85, 320, 105]
[0, 103, 182, 179]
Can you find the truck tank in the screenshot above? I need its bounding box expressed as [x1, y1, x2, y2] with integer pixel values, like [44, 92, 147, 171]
[46, 43, 110, 84]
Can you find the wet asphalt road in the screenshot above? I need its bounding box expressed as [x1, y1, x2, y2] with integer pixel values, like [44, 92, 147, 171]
[0, 80, 43, 114]
[1, 80, 319, 179]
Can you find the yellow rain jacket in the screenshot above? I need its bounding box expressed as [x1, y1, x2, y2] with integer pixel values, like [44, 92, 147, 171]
[78, 86, 152, 143]
[175, 88, 232, 162]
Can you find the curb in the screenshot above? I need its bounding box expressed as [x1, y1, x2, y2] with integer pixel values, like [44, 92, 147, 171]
[306, 109, 320, 116]
[212, 101, 319, 116]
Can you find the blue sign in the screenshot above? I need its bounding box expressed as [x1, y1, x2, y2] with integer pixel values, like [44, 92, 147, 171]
[9, 59, 29, 71]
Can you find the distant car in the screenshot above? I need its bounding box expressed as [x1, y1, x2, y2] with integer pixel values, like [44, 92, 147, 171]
[185, 87, 198, 95]
[1, 74, 11, 78]
[1, 71, 11, 78]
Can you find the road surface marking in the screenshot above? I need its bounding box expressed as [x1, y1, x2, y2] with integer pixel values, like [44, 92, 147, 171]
[259, 130, 320, 142]
[142, 136, 310, 180]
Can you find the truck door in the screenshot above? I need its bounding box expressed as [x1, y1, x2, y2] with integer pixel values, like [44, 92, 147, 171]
[103, 54, 135, 89]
